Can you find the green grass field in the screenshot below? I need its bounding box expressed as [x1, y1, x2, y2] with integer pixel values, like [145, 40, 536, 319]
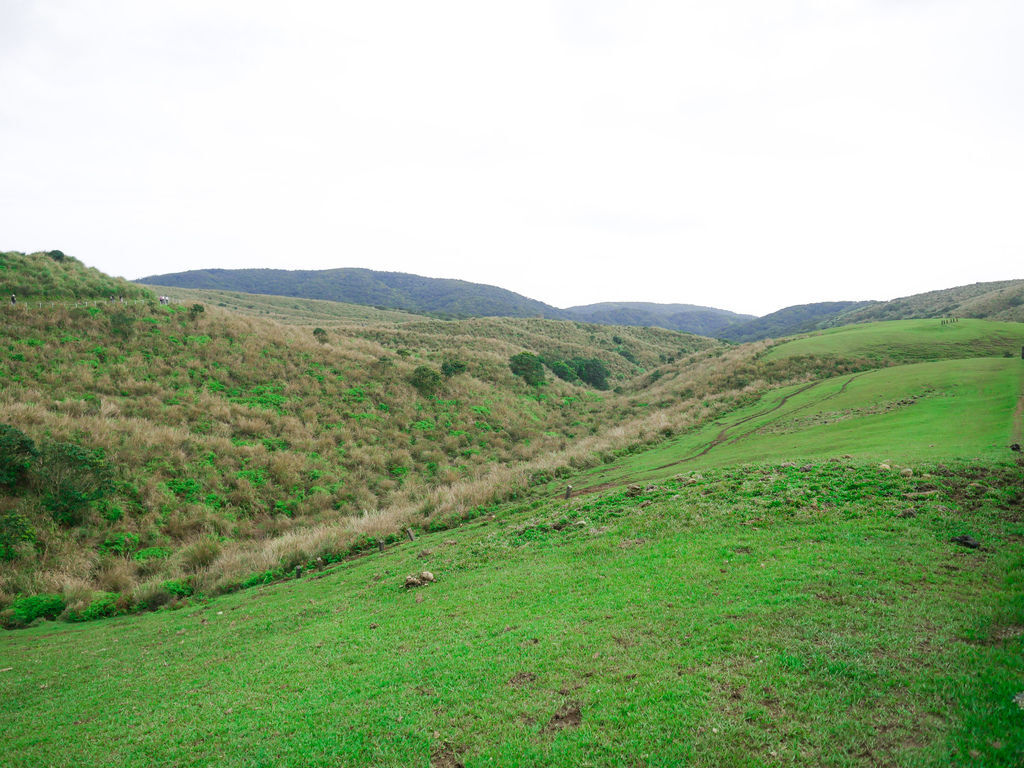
[1, 461, 1021, 767]
[765, 319, 1024, 363]
[577, 358, 1024, 492]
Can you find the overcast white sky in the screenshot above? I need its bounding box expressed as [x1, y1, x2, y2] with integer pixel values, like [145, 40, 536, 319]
[1, 1, 1021, 315]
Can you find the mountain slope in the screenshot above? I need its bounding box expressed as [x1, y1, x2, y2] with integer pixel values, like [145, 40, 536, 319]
[138, 267, 565, 319]
[716, 300, 872, 342]
[563, 301, 753, 336]
[138, 267, 756, 336]
[838, 279, 1024, 324]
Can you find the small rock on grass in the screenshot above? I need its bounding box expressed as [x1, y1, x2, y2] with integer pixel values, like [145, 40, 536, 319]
[404, 571, 436, 588]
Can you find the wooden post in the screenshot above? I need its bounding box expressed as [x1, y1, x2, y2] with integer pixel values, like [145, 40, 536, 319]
[377, 539, 384, 552]
[564, 485, 572, 499]
[406, 528, 415, 542]
[295, 565, 302, 579]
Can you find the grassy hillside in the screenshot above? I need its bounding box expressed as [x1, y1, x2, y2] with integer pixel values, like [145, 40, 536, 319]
[578, 357, 1023, 491]
[10, 252, 799, 611]
[716, 281, 1024, 343]
[1, 250, 151, 301]
[138, 267, 566, 319]
[148, 284, 425, 325]
[1, 459, 1020, 766]
[3, 258, 1023, 765]
[564, 301, 753, 336]
[764, 319, 1024, 363]
[840, 279, 1024, 325]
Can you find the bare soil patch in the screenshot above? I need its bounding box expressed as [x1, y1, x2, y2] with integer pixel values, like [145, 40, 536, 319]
[543, 701, 582, 733]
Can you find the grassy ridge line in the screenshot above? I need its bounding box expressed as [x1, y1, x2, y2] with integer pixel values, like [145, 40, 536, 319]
[0, 250, 151, 301]
[766, 318, 1024, 362]
[1, 461, 1020, 766]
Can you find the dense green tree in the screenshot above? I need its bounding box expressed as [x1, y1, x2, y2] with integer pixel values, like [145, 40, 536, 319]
[509, 352, 545, 386]
[571, 358, 611, 390]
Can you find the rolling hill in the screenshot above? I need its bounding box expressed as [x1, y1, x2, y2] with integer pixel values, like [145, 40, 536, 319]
[138, 267, 752, 335]
[719, 281, 1024, 342]
[138, 267, 567, 319]
[2, 302, 1022, 766]
[3, 251, 1024, 766]
[562, 301, 753, 336]
[715, 300, 871, 342]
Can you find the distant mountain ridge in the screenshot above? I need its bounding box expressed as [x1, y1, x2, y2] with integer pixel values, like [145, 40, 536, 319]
[137, 267, 564, 320]
[716, 301, 873, 343]
[563, 302, 754, 336]
[137, 267, 751, 335]
[138, 267, 1024, 341]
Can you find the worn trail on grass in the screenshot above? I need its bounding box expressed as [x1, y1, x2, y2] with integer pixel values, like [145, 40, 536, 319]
[574, 379, 832, 496]
[697, 371, 872, 459]
[653, 379, 824, 469]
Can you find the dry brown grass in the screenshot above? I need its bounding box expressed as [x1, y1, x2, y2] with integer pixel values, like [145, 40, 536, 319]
[3, 282, 861, 605]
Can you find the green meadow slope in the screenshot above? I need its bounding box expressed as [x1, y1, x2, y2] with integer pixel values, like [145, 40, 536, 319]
[2, 259, 1022, 766]
[1, 459, 1021, 767]
[764, 318, 1024, 363]
[578, 321, 1024, 491]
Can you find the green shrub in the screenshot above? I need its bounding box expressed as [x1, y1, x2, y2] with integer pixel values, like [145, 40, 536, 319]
[134, 547, 171, 562]
[409, 366, 442, 396]
[65, 592, 123, 622]
[571, 358, 611, 390]
[101, 532, 140, 556]
[0, 423, 37, 490]
[38, 441, 113, 525]
[313, 327, 328, 343]
[161, 579, 193, 598]
[165, 477, 202, 502]
[441, 359, 467, 377]
[0, 512, 36, 561]
[242, 568, 283, 588]
[509, 353, 545, 386]
[9, 593, 65, 626]
[546, 359, 578, 382]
